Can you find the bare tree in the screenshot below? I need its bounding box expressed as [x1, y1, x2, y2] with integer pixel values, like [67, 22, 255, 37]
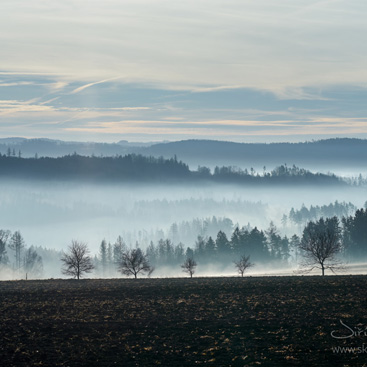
[61, 241, 94, 279]
[234, 254, 254, 277]
[113, 236, 126, 267]
[181, 257, 197, 278]
[119, 248, 153, 279]
[0, 230, 10, 266]
[99, 239, 107, 277]
[24, 247, 43, 278]
[9, 231, 25, 272]
[298, 217, 344, 276]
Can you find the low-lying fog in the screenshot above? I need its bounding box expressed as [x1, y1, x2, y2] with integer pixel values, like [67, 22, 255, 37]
[0, 179, 366, 254]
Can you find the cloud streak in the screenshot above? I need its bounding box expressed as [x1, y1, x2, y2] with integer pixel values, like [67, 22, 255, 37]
[63, 117, 367, 140]
[70, 76, 123, 94]
[0, 63, 367, 142]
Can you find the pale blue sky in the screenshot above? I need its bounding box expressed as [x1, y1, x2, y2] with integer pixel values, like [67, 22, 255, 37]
[1, 0, 367, 142]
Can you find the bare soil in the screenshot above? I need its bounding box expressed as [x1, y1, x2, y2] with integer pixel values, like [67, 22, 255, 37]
[0, 276, 366, 366]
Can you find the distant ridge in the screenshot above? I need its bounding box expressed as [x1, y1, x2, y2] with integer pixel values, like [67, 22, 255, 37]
[0, 153, 344, 186]
[0, 137, 153, 158]
[139, 138, 367, 171]
[0, 137, 27, 144]
[0, 137, 366, 172]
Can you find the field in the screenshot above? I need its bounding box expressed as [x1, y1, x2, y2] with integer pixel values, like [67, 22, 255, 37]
[0, 276, 367, 366]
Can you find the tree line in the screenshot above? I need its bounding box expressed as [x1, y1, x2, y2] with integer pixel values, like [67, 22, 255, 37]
[1, 206, 366, 279]
[0, 230, 43, 278]
[285, 201, 357, 227]
[0, 153, 347, 185]
[56, 206, 367, 277]
[61, 212, 362, 279]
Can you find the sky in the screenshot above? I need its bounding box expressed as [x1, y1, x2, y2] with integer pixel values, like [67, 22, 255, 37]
[1, 0, 367, 143]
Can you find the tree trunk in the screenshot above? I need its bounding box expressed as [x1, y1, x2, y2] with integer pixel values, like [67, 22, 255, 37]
[321, 265, 325, 276]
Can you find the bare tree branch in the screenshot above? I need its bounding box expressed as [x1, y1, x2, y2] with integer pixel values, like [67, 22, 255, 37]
[297, 217, 345, 276]
[118, 248, 153, 279]
[234, 254, 254, 277]
[181, 257, 197, 278]
[61, 241, 94, 279]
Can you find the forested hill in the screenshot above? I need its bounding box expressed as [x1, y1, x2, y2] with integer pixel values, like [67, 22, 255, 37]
[0, 138, 153, 157]
[139, 138, 367, 169]
[0, 154, 189, 182]
[1, 138, 367, 172]
[0, 154, 345, 185]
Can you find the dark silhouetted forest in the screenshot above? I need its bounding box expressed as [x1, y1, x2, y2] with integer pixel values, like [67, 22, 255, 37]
[0, 154, 346, 185]
[287, 201, 357, 226]
[2, 138, 367, 171]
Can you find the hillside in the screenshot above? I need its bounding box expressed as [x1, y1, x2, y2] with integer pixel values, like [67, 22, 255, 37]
[139, 138, 367, 171]
[0, 138, 150, 158]
[1, 138, 366, 173]
[0, 153, 345, 186]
